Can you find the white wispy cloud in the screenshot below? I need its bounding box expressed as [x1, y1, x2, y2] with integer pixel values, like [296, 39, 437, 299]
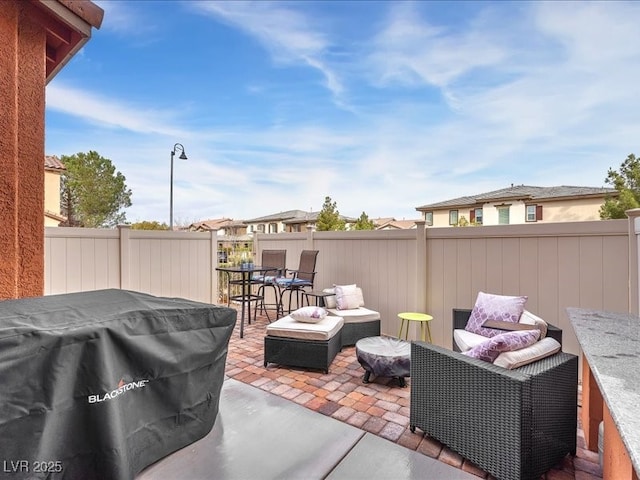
[191, 1, 345, 99]
[368, 2, 507, 88]
[46, 84, 190, 137]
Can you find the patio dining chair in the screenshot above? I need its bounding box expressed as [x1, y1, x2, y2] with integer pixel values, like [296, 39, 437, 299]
[276, 250, 319, 316]
[253, 249, 287, 322]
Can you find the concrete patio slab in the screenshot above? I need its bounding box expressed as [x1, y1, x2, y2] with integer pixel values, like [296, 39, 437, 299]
[137, 378, 365, 480]
[137, 377, 477, 480]
[326, 432, 477, 480]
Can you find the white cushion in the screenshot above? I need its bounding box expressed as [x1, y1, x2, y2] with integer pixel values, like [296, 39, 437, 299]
[323, 286, 366, 310]
[290, 306, 328, 323]
[493, 337, 561, 370]
[322, 287, 337, 309]
[266, 315, 343, 341]
[453, 329, 489, 352]
[327, 307, 380, 324]
[519, 310, 548, 338]
[335, 284, 364, 310]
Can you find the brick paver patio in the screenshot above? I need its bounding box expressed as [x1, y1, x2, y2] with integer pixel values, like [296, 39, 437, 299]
[224, 306, 602, 480]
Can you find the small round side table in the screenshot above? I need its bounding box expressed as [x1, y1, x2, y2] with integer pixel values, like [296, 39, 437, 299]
[397, 312, 433, 342]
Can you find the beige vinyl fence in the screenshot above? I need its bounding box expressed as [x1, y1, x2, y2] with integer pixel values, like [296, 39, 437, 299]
[45, 226, 218, 304]
[45, 216, 635, 357]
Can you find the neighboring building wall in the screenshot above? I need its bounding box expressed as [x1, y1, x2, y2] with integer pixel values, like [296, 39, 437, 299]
[428, 197, 607, 227]
[541, 197, 604, 223]
[0, 2, 47, 299]
[44, 168, 62, 226]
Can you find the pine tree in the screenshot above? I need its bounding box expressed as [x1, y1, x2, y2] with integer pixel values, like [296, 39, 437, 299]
[316, 196, 346, 231]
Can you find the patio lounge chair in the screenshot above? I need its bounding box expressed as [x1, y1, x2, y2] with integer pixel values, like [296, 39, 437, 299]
[410, 310, 578, 480]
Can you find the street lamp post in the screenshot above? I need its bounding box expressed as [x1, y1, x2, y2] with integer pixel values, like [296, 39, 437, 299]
[170, 143, 188, 230]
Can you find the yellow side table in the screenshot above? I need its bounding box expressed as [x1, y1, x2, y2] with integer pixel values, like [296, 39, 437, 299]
[397, 312, 433, 342]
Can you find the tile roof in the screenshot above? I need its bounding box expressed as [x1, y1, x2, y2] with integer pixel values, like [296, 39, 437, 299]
[376, 219, 420, 230]
[416, 185, 617, 210]
[44, 155, 65, 171]
[189, 218, 244, 230]
[244, 210, 314, 223]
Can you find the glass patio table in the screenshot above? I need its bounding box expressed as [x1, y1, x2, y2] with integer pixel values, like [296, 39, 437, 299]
[217, 265, 275, 338]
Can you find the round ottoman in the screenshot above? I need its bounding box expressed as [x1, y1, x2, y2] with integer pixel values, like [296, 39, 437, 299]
[355, 336, 411, 387]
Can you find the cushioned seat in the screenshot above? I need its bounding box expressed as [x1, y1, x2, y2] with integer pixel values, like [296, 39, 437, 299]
[323, 285, 381, 346]
[266, 314, 343, 341]
[264, 315, 344, 373]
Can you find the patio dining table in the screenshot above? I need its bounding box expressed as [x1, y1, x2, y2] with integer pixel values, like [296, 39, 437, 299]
[217, 265, 275, 338]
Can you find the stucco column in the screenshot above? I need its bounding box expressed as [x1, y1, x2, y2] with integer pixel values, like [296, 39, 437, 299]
[0, 2, 47, 299]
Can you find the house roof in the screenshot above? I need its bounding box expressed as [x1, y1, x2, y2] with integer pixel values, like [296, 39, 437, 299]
[245, 209, 357, 224]
[45, 155, 65, 171]
[189, 218, 245, 231]
[372, 217, 396, 226]
[375, 219, 420, 230]
[244, 210, 313, 223]
[416, 185, 618, 211]
[32, 0, 104, 83]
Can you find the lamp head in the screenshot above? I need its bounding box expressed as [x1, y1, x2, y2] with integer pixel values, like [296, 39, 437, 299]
[172, 143, 188, 160]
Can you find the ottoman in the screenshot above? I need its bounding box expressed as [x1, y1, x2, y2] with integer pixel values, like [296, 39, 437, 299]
[264, 314, 344, 373]
[356, 336, 411, 387]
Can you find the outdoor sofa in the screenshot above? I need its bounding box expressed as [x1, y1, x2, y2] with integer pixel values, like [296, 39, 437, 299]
[409, 307, 578, 480]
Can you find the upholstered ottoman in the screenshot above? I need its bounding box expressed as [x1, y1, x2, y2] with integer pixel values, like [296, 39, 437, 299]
[264, 314, 344, 373]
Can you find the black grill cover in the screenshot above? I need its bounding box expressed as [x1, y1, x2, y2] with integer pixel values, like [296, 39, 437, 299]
[0, 289, 236, 480]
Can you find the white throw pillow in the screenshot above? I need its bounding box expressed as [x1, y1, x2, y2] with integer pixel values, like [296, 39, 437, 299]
[322, 287, 337, 309]
[334, 284, 363, 310]
[290, 306, 328, 323]
[493, 337, 561, 370]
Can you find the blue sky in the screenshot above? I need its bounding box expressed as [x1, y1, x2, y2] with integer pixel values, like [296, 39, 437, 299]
[45, 1, 640, 225]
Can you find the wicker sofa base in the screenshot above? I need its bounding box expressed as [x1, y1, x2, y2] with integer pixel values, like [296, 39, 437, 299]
[264, 332, 342, 374]
[341, 320, 381, 347]
[410, 341, 578, 480]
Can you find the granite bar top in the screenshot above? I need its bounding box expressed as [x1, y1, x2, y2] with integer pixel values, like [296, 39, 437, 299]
[568, 307, 640, 473]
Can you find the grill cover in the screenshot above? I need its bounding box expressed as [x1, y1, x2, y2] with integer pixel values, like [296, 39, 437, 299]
[0, 289, 236, 480]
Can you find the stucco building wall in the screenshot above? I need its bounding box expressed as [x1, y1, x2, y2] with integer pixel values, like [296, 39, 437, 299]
[0, 2, 46, 299]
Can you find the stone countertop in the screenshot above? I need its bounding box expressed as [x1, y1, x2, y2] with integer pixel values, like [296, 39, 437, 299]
[567, 307, 640, 473]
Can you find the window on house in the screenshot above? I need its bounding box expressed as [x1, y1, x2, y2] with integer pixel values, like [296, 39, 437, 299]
[257, 224, 265, 233]
[249, 225, 254, 233]
[449, 210, 458, 226]
[497, 206, 510, 225]
[470, 208, 483, 225]
[425, 211, 433, 226]
[291, 224, 301, 232]
[526, 204, 543, 222]
[268, 223, 278, 233]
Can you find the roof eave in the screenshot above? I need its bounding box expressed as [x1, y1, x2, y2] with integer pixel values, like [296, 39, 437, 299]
[31, 0, 104, 84]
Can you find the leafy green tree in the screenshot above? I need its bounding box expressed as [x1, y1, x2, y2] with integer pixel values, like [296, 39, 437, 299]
[130, 220, 169, 230]
[600, 153, 640, 219]
[60, 151, 132, 228]
[316, 196, 346, 231]
[353, 211, 376, 230]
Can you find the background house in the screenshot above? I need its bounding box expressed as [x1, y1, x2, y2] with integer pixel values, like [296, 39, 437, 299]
[44, 155, 66, 226]
[416, 185, 617, 227]
[244, 210, 318, 234]
[244, 209, 355, 233]
[188, 218, 247, 236]
[374, 218, 420, 230]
